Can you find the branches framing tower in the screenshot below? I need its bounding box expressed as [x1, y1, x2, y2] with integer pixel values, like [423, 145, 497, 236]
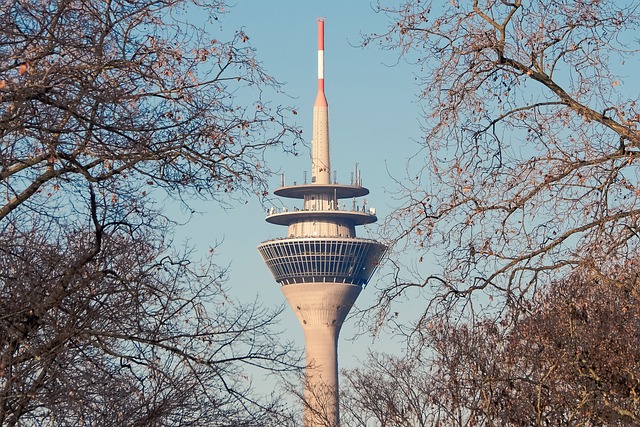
[257, 19, 386, 426]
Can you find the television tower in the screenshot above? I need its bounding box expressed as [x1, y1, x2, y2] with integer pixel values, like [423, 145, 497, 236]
[257, 19, 386, 427]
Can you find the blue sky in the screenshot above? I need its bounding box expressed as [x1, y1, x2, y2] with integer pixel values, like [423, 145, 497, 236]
[174, 1, 425, 375]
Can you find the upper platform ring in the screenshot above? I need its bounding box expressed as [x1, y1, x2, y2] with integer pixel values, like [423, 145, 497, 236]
[274, 184, 369, 199]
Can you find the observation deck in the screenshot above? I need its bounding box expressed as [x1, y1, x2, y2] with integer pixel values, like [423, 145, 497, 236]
[258, 237, 386, 286]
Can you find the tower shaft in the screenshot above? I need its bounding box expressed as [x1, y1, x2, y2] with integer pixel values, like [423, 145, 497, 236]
[282, 283, 361, 426]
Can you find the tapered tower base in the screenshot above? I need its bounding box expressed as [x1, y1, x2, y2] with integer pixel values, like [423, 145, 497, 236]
[282, 283, 361, 427]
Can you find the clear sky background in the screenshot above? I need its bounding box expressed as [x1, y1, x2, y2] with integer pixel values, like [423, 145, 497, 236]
[175, 1, 425, 377]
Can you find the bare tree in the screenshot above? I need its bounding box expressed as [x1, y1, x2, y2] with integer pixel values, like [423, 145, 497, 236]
[366, 0, 640, 320]
[0, 203, 299, 426]
[1, 0, 296, 216]
[348, 3, 640, 423]
[341, 352, 448, 427]
[343, 267, 640, 426]
[283, 371, 340, 427]
[0, 0, 301, 425]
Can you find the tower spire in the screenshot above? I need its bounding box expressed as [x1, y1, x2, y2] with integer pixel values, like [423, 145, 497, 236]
[312, 18, 330, 185]
[316, 18, 326, 104]
[258, 20, 386, 426]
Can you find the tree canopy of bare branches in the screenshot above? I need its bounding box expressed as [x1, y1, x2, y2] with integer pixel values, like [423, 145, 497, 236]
[369, 0, 640, 319]
[344, 267, 640, 426]
[0, 0, 300, 425]
[344, 3, 640, 424]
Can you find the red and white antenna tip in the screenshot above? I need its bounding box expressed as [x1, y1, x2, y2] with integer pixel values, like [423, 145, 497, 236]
[316, 18, 327, 106]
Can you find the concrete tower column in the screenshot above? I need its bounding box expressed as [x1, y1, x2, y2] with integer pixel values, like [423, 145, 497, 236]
[282, 283, 361, 427]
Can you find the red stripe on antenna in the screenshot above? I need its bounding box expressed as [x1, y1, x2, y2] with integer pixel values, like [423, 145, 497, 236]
[317, 18, 325, 50]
